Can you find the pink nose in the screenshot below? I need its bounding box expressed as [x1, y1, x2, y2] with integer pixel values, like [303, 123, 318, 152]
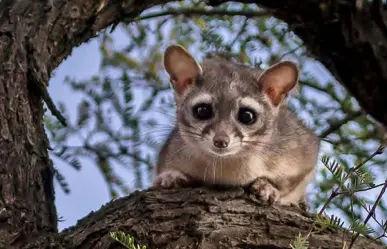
[213, 133, 230, 148]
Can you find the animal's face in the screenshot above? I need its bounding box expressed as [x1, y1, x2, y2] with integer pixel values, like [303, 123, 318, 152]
[163, 45, 299, 157]
[176, 60, 274, 157]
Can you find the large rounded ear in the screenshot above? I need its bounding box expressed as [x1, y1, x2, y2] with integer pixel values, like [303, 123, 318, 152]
[257, 61, 299, 106]
[163, 44, 202, 94]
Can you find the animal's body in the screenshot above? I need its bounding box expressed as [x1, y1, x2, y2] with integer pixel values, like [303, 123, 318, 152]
[152, 45, 320, 206]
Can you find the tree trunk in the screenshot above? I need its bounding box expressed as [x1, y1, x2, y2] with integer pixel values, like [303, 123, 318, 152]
[0, 0, 386, 249]
[0, 2, 58, 248]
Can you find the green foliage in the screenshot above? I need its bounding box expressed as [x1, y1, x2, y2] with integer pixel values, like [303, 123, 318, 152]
[350, 219, 375, 235]
[45, 0, 387, 244]
[315, 213, 345, 231]
[317, 152, 386, 245]
[289, 233, 309, 249]
[110, 231, 146, 249]
[321, 155, 345, 183]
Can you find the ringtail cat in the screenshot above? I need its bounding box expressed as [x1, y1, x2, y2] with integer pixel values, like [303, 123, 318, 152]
[152, 44, 320, 206]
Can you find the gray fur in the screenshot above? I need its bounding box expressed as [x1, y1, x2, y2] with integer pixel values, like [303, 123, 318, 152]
[154, 49, 320, 206]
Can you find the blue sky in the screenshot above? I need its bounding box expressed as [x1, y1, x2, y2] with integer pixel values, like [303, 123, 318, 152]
[49, 28, 156, 230]
[49, 37, 112, 230]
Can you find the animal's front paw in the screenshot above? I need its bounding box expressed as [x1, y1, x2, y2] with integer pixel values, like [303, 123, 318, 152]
[152, 170, 189, 188]
[249, 178, 280, 204]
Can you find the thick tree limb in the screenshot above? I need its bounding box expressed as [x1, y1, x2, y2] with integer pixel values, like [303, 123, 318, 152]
[28, 188, 384, 249]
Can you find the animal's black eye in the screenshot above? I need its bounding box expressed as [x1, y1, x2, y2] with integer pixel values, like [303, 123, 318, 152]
[193, 103, 213, 120]
[238, 108, 256, 125]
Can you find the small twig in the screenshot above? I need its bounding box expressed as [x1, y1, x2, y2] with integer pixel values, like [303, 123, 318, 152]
[338, 182, 386, 194]
[26, 41, 67, 127]
[316, 182, 387, 241]
[350, 189, 387, 238]
[40, 87, 67, 127]
[353, 144, 384, 171]
[279, 44, 304, 60]
[128, 8, 272, 22]
[319, 111, 363, 138]
[318, 144, 384, 215]
[375, 233, 386, 240]
[318, 189, 340, 215]
[375, 222, 387, 240]
[229, 17, 248, 47]
[299, 80, 342, 104]
[65, 144, 153, 168]
[333, 179, 387, 234]
[348, 179, 387, 249]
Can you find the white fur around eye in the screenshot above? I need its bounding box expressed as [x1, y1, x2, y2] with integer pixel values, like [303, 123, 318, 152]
[239, 97, 264, 113]
[191, 93, 213, 106]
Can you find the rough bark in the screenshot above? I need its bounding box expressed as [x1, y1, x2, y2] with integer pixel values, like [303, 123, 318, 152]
[0, 1, 58, 248]
[31, 188, 385, 249]
[1, 0, 387, 249]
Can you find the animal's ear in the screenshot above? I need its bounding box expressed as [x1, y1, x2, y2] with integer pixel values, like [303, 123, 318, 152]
[164, 44, 202, 94]
[257, 61, 299, 106]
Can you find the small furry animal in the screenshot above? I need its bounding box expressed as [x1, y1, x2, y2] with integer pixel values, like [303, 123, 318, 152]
[152, 44, 320, 206]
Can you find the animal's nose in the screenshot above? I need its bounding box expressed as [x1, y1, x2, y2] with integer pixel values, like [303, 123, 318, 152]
[213, 132, 230, 148]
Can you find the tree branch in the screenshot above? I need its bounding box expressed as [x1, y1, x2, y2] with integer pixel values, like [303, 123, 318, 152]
[319, 111, 364, 138]
[129, 7, 272, 22]
[32, 188, 386, 249]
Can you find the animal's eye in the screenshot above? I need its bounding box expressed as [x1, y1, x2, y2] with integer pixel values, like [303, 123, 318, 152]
[238, 108, 256, 125]
[193, 103, 213, 120]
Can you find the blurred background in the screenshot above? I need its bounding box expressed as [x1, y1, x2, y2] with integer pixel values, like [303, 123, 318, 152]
[46, 1, 386, 240]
